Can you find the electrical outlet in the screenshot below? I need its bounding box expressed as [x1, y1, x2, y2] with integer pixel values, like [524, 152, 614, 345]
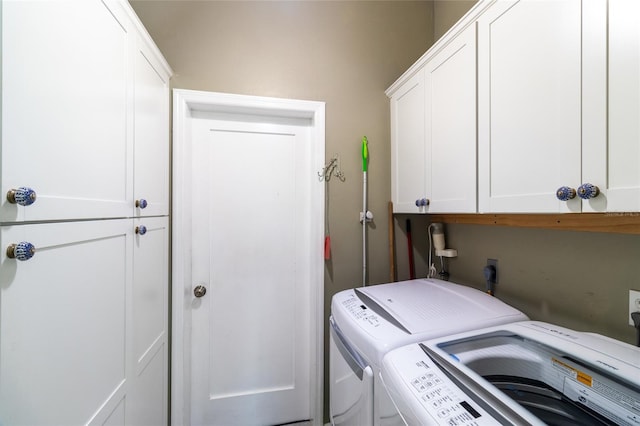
[629, 290, 640, 326]
[487, 259, 498, 284]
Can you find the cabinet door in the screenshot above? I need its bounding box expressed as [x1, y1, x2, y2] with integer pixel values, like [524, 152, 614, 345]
[425, 25, 477, 213]
[133, 37, 171, 217]
[390, 70, 427, 213]
[129, 216, 169, 425]
[0, 219, 132, 426]
[477, 0, 582, 213]
[1, 0, 132, 223]
[580, 0, 608, 213]
[592, 0, 640, 212]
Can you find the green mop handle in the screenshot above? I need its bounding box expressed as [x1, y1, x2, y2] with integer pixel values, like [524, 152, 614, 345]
[362, 136, 368, 172]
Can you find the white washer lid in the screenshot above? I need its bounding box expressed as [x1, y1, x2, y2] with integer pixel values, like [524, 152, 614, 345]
[355, 279, 524, 335]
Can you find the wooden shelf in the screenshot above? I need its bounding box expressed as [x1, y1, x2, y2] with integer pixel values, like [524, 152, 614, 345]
[425, 213, 640, 235]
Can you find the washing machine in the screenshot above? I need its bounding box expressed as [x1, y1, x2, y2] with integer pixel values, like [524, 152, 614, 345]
[380, 320, 640, 425]
[329, 278, 529, 426]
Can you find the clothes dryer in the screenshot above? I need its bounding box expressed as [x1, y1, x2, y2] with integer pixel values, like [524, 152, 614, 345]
[381, 321, 640, 425]
[329, 278, 528, 426]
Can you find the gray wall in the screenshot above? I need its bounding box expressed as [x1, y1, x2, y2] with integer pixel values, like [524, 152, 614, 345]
[434, 0, 478, 40]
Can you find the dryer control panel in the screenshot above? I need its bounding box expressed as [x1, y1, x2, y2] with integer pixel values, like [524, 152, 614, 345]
[382, 344, 501, 425]
[340, 292, 382, 330]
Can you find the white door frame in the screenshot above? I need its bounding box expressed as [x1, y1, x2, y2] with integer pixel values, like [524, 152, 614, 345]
[171, 89, 325, 425]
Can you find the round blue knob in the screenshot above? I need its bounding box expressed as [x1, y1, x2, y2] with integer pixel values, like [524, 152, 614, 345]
[556, 186, 576, 201]
[135, 225, 147, 236]
[415, 198, 429, 207]
[7, 187, 37, 206]
[577, 183, 600, 200]
[135, 199, 148, 209]
[7, 242, 36, 261]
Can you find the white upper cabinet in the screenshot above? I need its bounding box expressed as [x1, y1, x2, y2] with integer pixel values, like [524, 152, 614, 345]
[389, 24, 477, 214]
[1, 0, 131, 222]
[1, 0, 171, 223]
[425, 25, 477, 213]
[477, 0, 582, 213]
[133, 35, 171, 217]
[584, 0, 640, 212]
[390, 70, 427, 213]
[391, 0, 640, 214]
[478, 0, 640, 213]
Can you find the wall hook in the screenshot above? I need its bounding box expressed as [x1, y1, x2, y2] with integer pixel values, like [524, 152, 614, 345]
[318, 155, 345, 182]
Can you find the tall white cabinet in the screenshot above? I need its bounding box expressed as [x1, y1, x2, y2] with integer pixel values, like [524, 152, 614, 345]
[0, 1, 171, 425]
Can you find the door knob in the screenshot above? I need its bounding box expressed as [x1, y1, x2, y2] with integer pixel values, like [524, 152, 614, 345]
[577, 183, 600, 200]
[194, 285, 207, 298]
[135, 199, 148, 209]
[135, 225, 147, 235]
[6, 187, 37, 206]
[6, 242, 36, 261]
[556, 186, 576, 201]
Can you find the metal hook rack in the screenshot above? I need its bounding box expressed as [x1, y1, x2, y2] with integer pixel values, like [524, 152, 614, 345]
[318, 155, 345, 182]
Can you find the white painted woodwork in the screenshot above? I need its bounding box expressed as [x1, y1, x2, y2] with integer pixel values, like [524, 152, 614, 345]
[425, 24, 477, 213]
[0, 220, 131, 425]
[477, 0, 582, 213]
[1, 0, 131, 222]
[390, 71, 427, 213]
[133, 36, 171, 217]
[580, 0, 608, 213]
[0, 1, 171, 424]
[172, 90, 325, 426]
[130, 216, 169, 426]
[596, 0, 640, 211]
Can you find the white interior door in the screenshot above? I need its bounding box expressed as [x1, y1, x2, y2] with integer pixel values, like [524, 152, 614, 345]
[172, 90, 325, 426]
